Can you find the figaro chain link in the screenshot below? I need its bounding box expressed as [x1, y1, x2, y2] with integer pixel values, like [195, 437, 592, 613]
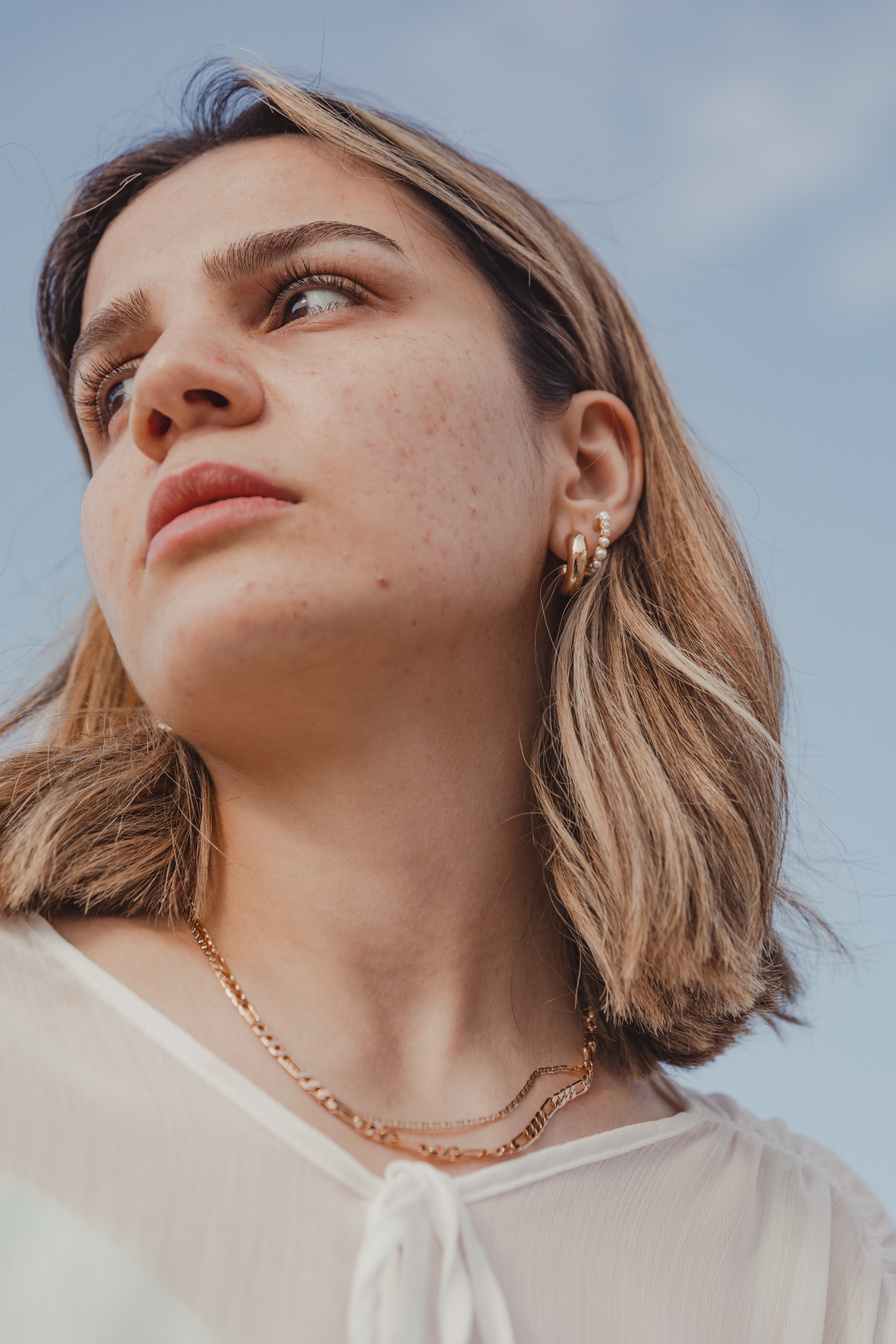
[188, 916, 597, 1164]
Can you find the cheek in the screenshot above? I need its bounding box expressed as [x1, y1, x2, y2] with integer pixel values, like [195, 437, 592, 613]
[303, 331, 527, 560]
[79, 470, 134, 617]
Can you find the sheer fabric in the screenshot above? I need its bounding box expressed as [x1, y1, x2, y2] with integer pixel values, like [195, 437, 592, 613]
[1, 916, 893, 1343]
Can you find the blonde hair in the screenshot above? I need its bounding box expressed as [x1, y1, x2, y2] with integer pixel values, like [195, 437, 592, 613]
[1, 61, 807, 1074]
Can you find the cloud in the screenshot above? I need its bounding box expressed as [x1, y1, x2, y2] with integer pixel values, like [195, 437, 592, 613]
[368, 0, 896, 272]
[668, 77, 849, 238]
[829, 198, 896, 313]
[653, 6, 896, 248]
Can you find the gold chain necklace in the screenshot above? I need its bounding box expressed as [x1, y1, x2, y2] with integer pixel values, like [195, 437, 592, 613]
[188, 916, 597, 1164]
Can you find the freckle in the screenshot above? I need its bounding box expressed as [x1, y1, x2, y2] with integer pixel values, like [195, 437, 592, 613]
[376, 575, 389, 588]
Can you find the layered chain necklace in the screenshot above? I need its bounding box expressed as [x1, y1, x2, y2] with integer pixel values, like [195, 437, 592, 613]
[189, 917, 597, 1164]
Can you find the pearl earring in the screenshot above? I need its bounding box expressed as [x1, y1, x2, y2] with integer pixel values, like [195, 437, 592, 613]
[586, 512, 611, 575]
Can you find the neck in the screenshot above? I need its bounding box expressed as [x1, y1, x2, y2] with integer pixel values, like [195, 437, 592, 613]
[195, 633, 583, 1120]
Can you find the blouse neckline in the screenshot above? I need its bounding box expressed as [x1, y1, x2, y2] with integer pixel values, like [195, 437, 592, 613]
[23, 914, 706, 1203]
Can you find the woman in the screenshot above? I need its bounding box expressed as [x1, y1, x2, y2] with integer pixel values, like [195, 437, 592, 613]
[0, 60, 892, 1343]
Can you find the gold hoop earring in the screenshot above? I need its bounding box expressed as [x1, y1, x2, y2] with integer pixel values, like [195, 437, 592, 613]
[558, 514, 612, 594]
[560, 533, 589, 595]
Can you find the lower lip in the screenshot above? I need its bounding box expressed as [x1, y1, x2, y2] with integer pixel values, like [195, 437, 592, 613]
[146, 496, 295, 563]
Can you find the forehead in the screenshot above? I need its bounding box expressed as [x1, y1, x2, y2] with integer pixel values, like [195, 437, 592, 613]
[81, 136, 454, 322]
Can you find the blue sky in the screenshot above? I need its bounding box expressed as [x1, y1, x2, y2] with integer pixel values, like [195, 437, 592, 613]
[2, 0, 894, 1209]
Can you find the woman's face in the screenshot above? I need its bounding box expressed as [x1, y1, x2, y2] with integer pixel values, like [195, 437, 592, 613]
[76, 136, 557, 751]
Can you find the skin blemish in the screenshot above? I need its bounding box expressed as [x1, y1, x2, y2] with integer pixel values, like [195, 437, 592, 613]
[376, 575, 389, 588]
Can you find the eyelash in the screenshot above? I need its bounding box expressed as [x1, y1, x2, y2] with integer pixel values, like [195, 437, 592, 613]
[262, 265, 366, 324]
[74, 350, 142, 433]
[75, 267, 367, 433]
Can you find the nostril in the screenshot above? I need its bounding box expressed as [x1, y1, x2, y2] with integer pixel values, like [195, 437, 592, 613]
[184, 388, 229, 408]
[148, 409, 173, 437]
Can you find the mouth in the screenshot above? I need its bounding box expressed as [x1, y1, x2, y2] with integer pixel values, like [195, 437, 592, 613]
[146, 461, 300, 562]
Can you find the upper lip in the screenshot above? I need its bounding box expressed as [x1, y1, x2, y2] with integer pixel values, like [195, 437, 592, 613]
[146, 461, 299, 544]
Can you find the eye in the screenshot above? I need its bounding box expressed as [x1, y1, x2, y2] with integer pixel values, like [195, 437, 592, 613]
[281, 285, 356, 325]
[103, 373, 136, 419]
[76, 358, 140, 434]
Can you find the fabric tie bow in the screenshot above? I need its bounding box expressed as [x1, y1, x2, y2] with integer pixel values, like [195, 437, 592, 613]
[347, 1160, 516, 1344]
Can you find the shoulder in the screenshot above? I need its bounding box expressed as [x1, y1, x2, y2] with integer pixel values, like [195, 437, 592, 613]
[0, 913, 174, 1083]
[0, 913, 58, 995]
[688, 1087, 892, 1212]
[0, 914, 115, 1081]
[0, 913, 89, 1008]
[682, 1087, 896, 1300]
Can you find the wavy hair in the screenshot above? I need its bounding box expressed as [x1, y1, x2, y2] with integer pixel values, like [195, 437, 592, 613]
[0, 61, 808, 1074]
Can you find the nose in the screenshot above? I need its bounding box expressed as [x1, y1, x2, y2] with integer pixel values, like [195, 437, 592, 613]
[129, 334, 265, 463]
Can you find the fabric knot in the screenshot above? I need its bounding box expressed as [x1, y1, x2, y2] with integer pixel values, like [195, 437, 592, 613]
[347, 1160, 515, 1344]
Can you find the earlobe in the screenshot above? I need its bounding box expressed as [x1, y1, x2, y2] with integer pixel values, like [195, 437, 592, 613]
[546, 390, 643, 563]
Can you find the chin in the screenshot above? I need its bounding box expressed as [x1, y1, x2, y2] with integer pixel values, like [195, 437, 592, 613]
[121, 571, 404, 748]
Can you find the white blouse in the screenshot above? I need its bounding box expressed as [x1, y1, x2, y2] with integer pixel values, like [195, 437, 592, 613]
[1, 915, 893, 1344]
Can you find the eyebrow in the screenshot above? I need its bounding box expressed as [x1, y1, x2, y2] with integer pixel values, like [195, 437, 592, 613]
[202, 221, 403, 285]
[69, 288, 151, 389]
[69, 221, 404, 391]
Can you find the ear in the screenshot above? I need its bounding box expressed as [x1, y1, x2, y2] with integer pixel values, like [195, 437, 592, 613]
[545, 391, 644, 563]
